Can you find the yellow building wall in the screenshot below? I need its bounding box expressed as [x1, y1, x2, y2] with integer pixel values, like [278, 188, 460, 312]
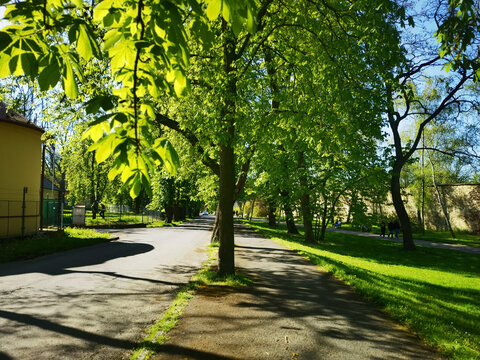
[0, 122, 42, 237]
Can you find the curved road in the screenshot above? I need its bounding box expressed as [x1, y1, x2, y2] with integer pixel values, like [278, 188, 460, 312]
[0, 217, 212, 360]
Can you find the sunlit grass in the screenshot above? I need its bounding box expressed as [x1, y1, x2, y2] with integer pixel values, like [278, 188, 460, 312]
[242, 220, 480, 360]
[0, 227, 111, 263]
[146, 217, 196, 228]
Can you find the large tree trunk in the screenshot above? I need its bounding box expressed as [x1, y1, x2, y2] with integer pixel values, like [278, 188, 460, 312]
[217, 21, 236, 276]
[391, 164, 416, 250]
[218, 143, 235, 276]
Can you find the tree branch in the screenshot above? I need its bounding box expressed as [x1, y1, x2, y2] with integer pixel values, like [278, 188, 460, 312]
[154, 112, 220, 176]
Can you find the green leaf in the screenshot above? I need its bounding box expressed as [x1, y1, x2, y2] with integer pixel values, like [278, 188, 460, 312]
[93, 0, 115, 23]
[63, 61, 78, 99]
[89, 134, 116, 163]
[0, 32, 12, 53]
[38, 55, 61, 91]
[206, 0, 222, 21]
[103, 29, 122, 51]
[0, 54, 11, 77]
[222, 2, 231, 22]
[20, 52, 37, 77]
[129, 173, 142, 199]
[82, 122, 104, 141]
[154, 138, 180, 175]
[246, 8, 256, 34]
[71, 0, 84, 7]
[173, 69, 188, 96]
[77, 24, 93, 60]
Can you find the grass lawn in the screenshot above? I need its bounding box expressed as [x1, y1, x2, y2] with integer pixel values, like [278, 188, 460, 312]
[242, 220, 480, 360]
[83, 210, 197, 228]
[85, 211, 146, 226]
[0, 227, 111, 263]
[146, 217, 197, 228]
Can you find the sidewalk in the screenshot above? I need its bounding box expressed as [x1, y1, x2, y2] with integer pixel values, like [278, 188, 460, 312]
[327, 228, 480, 255]
[150, 225, 440, 360]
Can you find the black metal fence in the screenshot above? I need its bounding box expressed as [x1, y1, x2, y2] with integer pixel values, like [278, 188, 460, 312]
[1, 198, 168, 238]
[0, 200, 40, 238]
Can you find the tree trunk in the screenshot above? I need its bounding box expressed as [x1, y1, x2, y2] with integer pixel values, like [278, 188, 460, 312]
[249, 198, 256, 221]
[210, 203, 220, 243]
[218, 143, 235, 275]
[319, 198, 328, 242]
[268, 200, 276, 227]
[391, 164, 416, 250]
[284, 202, 298, 234]
[217, 21, 236, 276]
[301, 192, 314, 242]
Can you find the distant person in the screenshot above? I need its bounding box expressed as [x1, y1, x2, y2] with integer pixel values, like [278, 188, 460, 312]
[393, 220, 400, 239]
[362, 224, 369, 232]
[334, 220, 341, 229]
[380, 221, 386, 237]
[92, 201, 98, 220]
[100, 203, 106, 219]
[388, 221, 394, 238]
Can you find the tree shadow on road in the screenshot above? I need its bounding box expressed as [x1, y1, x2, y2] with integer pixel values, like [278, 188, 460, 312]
[0, 241, 154, 277]
[0, 309, 136, 350]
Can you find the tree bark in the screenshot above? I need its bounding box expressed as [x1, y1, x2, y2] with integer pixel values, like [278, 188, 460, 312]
[268, 200, 276, 227]
[217, 143, 235, 275]
[249, 198, 256, 221]
[319, 197, 328, 242]
[281, 191, 298, 234]
[217, 20, 236, 276]
[210, 203, 220, 243]
[391, 163, 416, 250]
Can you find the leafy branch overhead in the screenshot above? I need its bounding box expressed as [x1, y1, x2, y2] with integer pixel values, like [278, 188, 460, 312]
[0, 0, 257, 197]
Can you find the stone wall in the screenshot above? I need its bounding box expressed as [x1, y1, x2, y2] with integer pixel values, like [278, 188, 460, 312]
[370, 184, 480, 233]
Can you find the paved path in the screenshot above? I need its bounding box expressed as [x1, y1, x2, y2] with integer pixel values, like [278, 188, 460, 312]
[250, 218, 479, 255]
[0, 218, 212, 360]
[152, 224, 440, 360]
[327, 228, 480, 255]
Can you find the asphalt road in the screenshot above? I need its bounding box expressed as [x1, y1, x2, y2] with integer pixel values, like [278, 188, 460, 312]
[0, 217, 212, 360]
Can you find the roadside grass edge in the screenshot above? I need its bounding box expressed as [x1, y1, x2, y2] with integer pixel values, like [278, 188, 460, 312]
[130, 243, 251, 360]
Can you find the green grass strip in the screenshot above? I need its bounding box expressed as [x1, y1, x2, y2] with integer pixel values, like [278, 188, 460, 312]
[130, 243, 251, 360]
[241, 220, 480, 360]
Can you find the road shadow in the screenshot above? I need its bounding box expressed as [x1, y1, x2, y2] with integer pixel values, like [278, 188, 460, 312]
[0, 309, 136, 350]
[147, 344, 235, 360]
[0, 241, 154, 277]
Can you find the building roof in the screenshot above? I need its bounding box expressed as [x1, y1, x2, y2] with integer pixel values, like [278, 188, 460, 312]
[0, 101, 44, 134]
[42, 177, 60, 191]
